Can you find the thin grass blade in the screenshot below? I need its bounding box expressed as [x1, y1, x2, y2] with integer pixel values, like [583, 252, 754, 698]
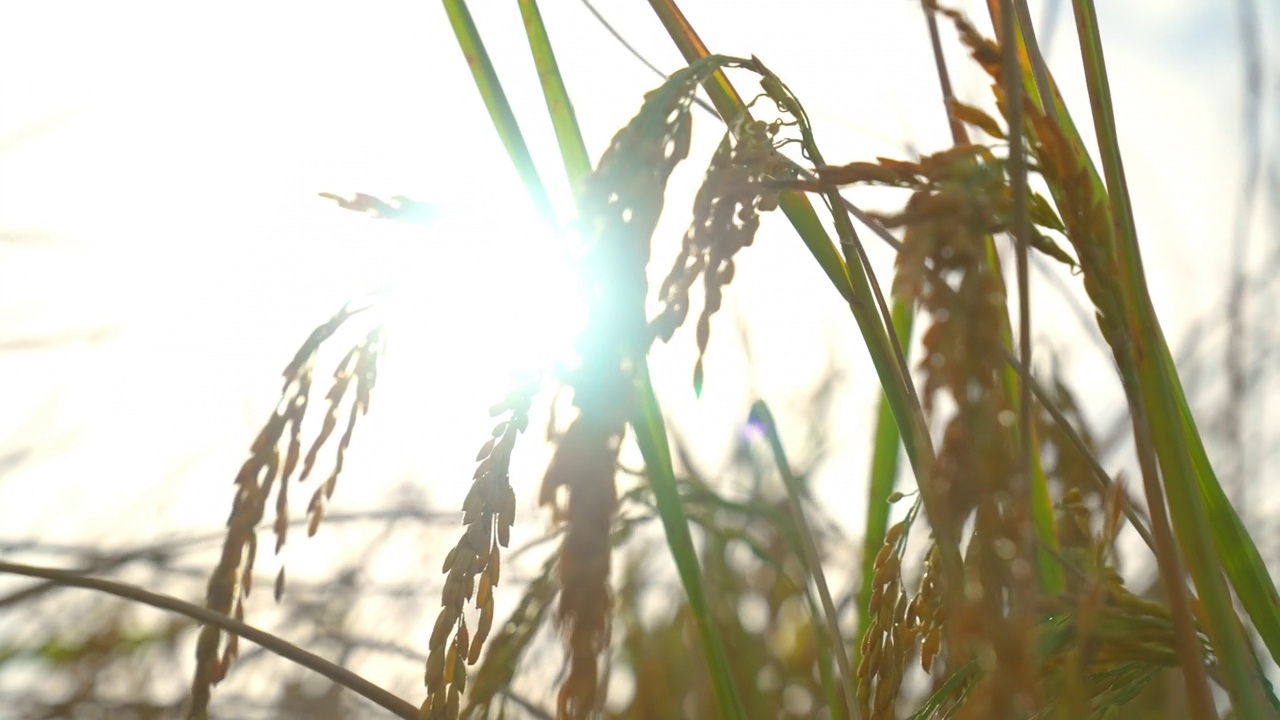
[631, 359, 748, 720]
[748, 399, 857, 716]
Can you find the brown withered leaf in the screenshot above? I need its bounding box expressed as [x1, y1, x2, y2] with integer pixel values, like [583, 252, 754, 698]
[918, 143, 997, 181]
[947, 98, 1006, 139]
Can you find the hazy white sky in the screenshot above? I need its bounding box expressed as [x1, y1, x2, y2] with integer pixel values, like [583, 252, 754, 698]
[0, 0, 1276, 708]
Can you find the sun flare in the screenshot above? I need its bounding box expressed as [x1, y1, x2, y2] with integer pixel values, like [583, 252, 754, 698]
[366, 196, 585, 412]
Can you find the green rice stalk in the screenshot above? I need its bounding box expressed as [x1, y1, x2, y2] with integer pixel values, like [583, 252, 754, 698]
[441, 0, 557, 227]
[748, 399, 857, 716]
[1000, 0, 1046, 643]
[645, 0, 958, 594]
[631, 357, 748, 720]
[1173, 378, 1280, 667]
[1068, 1, 1271, 712]
[854, 300, 913, 670]
[516, 0, 592, 197]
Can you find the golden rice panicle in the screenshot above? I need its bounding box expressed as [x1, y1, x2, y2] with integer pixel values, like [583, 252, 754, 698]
[885, 146, 1011, 522]
[191, 303, 379, 718]
[913, 545, 946, 676]
[421, 382, 534, 720]
[938, 4, 1128, 355]
[857, 519, 920, 720]
[299, 326, 385, 549]
[880, 140, 1040, 715]
[654, 119, 786, 393]
[540, 417, 622, 720]
[464, 554, 560, 717]
[930, 3, 1001, 78]
[531, 62, 728, 720]
[822, 114, 1066, 715]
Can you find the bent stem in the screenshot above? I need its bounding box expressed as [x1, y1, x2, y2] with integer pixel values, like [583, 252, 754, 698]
[0, 560, 418, 720]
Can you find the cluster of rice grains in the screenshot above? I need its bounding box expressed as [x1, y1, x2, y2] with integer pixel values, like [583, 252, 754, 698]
[421, 383, 532, 719]
[189, 55, 791, 719]
[825, 8, 1199, 717]
[855, 139, 1042, 717]
[534, 56, 786, 719]
[655, 115, 786, 395]
[173, 2, 1232, 714]
[190, 304, 384, 717]
[398, 55, 787, 719]
[857, 512, 942, 720]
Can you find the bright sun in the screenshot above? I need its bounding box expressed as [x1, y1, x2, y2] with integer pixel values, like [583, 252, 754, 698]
[368, 194, 586, 411]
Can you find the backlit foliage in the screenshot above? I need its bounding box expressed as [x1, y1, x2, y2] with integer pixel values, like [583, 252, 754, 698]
[191, 304, 383, 718]
[175, 3, 1280, 719]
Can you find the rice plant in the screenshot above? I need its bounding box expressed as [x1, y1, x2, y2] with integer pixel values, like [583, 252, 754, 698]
[3, 1, 1277, 719]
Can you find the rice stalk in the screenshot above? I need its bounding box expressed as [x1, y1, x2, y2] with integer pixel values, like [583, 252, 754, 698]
[647, 0, 958, 603]
[1, 560, 418, 719]
[421, 381, 535, 720]
[919, 4, 1277, 712]
[1065, 1, 1268, 709]
[444, 4, 764, 710]
[191, 303, 383, 718]
[441, 0, 557, 228]
[10, 2, 1273, 719]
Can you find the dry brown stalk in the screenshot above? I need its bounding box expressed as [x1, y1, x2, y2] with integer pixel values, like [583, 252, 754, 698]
[190, 304, 383, 718]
